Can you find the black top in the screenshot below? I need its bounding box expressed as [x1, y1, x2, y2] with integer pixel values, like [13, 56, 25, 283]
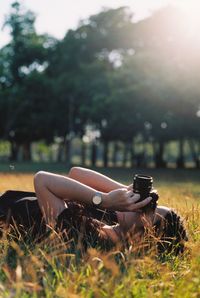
[62, 201, 118, 226]
[0, 191, 119, 249]
[86, 205, 118, 225]
[0, 191, 118, 243]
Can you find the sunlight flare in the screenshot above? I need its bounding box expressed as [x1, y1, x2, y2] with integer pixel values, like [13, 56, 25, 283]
[177, 0, 200, 36]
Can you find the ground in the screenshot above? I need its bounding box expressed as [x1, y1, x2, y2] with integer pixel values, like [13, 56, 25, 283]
[0, 167, 199, 297]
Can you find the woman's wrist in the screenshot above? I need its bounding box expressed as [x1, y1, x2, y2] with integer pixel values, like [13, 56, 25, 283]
[101, 193, 111, 209]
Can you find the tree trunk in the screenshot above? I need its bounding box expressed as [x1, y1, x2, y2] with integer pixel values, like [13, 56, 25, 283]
[22, 142, 31, 161]
[112, 142, 118, 167]
[91, 142, 98, 167]
[198, 141, 200, 159]
[9, 141, 20, 161]
[155, 141, 166, 168]
[152, 141, 157, 168]
[65, 138, 72, 168]
[188, 139, 200, 168]
[81, 141, 86, 166]
[103, 140, 109, 168]
[57, 142, 64, 162]
[176, 138, 185, 168]
[130, 143, 135, 168]
[122, 143, 129, 167]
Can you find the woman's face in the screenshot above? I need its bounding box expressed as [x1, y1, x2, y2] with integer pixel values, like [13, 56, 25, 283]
[118, 206, 170, 233]
[117, 209, 153, 233]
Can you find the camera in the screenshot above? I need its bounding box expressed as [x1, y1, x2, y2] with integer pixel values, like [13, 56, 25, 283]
[133, 174, 159, 212]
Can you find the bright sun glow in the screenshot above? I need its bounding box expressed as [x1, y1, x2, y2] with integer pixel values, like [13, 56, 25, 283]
[177, 0, 200, 34]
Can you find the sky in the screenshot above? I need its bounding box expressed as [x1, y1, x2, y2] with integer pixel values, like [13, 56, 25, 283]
[0, 0, 192, 47]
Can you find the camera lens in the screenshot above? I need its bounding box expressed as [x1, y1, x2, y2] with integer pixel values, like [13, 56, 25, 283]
[133, 174, 153, 199]
[133, 174, 158, 211]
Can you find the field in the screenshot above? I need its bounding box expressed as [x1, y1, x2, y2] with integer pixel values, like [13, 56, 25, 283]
[0, 168, 199, 297]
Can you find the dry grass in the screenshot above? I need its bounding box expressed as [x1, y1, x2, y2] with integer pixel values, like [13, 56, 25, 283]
[0, 173, 34, 193]
[0, 171, 199, 297]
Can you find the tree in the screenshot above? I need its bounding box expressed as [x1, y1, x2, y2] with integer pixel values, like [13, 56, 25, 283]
[1, 1, 55, 160]
[125, 6, 200, 167]
[46, 7, 136, 166]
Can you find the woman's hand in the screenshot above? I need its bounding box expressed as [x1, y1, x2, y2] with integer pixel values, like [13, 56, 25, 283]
[102, 188, 152, 212]
[127, 184, 133, 191]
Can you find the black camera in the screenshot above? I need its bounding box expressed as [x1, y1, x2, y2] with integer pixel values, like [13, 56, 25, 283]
[133, 174, 159, 212]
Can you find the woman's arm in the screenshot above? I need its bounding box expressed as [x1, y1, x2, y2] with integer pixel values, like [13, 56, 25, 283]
[34, 171, 152, 225]
[68, 167, 127, 192]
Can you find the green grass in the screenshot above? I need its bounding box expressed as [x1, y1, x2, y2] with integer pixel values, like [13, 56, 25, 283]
[0, 168, 199, 297]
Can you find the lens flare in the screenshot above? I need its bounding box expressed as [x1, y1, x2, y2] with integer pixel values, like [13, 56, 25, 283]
[177, 0, 200, 36]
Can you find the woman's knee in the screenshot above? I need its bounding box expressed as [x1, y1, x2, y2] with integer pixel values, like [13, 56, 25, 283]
[68, 166, 83, 178]
[34, 171, 49, 189]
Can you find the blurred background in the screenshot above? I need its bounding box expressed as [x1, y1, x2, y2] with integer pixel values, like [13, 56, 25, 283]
[0, 0, 200, 171]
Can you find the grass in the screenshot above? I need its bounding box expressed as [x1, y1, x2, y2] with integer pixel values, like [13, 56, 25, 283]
[0, 168, 199, 297]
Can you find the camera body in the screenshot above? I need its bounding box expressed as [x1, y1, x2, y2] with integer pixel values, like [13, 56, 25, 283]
[133, 174, 159, 212]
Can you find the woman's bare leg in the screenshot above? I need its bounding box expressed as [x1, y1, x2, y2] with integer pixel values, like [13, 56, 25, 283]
[68, 167, 130, 225]
[68, 167, 127, 192]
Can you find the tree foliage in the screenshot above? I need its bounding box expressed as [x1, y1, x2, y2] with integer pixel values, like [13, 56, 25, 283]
[0, 3, 199, 166]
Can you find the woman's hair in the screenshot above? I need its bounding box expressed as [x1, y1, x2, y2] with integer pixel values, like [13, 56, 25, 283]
[56, 202, 115, 252]
[154, 209, 188, 255]
[56, 203, 188, 256]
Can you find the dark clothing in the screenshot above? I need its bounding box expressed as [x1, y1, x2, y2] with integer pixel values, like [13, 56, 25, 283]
[56, 202, 118, 251]
[0, 190, 46, 240]
[0, 190, 118, 226]
[0, 190, 118, 250]
[81, 204, 118, 225]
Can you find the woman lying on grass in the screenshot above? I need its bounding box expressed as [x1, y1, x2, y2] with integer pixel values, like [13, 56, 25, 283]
[0, 167, 187, 255]
[33, 167, 188, 255]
